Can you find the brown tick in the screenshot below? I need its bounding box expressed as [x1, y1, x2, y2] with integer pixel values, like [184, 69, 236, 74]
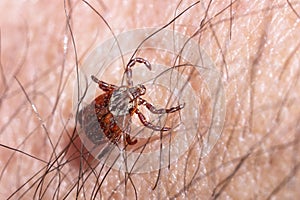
[78, 57, 184, 146]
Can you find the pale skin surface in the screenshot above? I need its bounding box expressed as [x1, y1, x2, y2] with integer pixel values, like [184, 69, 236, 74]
[0, 0, 300, 199]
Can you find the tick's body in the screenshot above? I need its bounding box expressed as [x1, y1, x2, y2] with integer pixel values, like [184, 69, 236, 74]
[79, 86, 137, 145]
[78, 58, 184, 146]
[78, 91, 115, 144]
[83, 90, 125, 144]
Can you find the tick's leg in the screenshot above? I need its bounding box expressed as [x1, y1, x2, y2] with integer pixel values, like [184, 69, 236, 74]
[125, 57, 151, 86]
[125, 133, 137, 145]
[123, 125, 137, 145]
[135, 109, 171, 131]
[127, 57, 151, 70]
[91, 75, 117, 92]
[138, 98, 185, 114]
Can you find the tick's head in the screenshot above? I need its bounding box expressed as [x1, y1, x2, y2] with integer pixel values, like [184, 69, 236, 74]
[129, 84, 146, 99]
[136, 84, 146, 95]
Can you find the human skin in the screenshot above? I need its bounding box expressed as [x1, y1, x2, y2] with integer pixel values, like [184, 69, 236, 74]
[0, 0, 300, 199]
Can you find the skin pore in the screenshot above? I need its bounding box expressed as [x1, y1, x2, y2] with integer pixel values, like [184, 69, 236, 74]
[0, 0, 300, 199]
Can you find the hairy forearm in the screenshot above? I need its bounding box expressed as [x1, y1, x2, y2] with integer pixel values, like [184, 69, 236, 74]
[0, 0, 299, 199]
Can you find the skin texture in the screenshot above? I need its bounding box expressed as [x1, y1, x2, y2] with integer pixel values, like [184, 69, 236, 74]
[0, 0, 300, 199]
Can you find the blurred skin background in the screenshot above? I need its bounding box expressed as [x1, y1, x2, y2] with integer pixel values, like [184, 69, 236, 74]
[0, 0, 299, 199]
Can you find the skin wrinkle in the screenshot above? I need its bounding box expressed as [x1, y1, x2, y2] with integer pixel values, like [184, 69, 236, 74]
[0, 0, 300, 199]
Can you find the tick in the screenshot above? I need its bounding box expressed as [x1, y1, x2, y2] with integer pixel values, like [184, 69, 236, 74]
[78, 57, 184, 146]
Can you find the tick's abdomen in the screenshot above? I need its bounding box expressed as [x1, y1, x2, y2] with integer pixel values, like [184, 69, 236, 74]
[78, 91, 123, 144]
